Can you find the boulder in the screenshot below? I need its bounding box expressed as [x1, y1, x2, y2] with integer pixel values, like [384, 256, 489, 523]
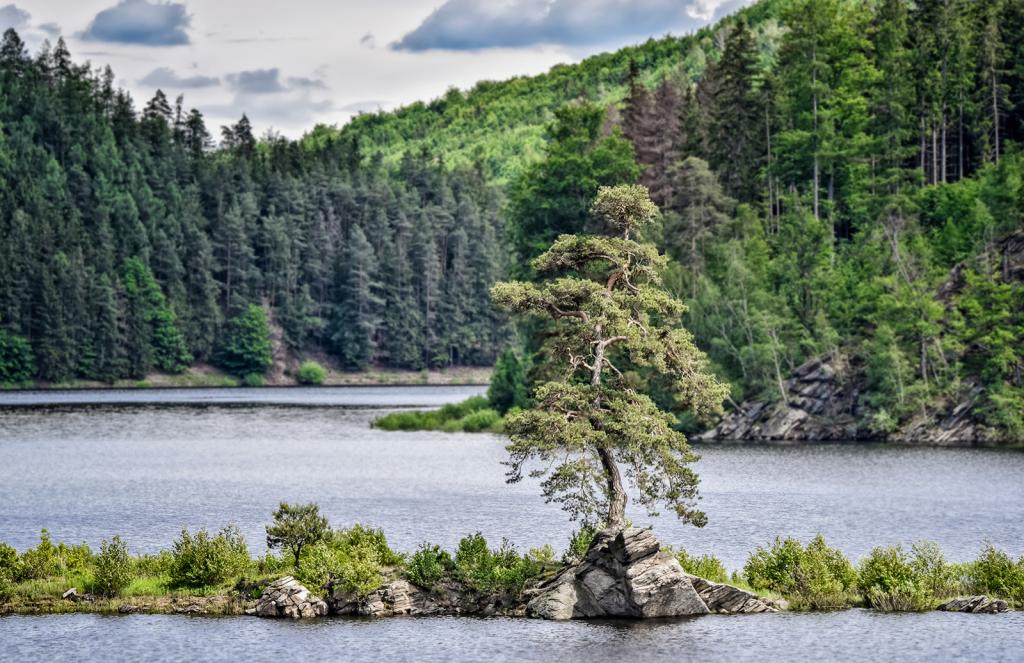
[255, 576, 328, 619]
[528, 528, 709, 620]
[938, 596, 1009, 614]
[687, 575, 777, 614]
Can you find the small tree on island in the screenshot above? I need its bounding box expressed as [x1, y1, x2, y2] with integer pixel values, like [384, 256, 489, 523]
[266, 502, 330, 569]
[491, 184, 728, 532]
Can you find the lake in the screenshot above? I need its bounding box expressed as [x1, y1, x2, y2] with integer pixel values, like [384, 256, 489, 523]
[1, 385, 1021, 662]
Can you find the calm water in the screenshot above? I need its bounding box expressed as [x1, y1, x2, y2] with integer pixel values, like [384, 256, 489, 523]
[1, 386, 1021, 662]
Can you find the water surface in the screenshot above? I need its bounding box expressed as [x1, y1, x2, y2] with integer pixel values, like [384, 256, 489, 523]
[1, 386, 1021, 569]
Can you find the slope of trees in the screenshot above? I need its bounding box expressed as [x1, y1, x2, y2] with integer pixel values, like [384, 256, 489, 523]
[599, 0, 1024, 437]
[0, 31, 508, 382]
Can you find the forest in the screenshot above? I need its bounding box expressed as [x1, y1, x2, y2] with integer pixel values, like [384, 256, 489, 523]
[1, 0, 1022, 438]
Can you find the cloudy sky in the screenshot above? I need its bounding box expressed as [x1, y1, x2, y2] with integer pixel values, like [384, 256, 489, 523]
[3, 0, 749, 137]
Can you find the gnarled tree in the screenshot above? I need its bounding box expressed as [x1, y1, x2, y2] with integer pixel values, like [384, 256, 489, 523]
[492, 184, 728, 532]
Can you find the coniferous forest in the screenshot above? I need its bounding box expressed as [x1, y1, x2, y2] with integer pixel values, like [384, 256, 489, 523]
[1, 0, 1023, 439]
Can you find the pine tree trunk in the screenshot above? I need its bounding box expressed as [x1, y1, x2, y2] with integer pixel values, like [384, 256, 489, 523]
[591, 324, 626, 531]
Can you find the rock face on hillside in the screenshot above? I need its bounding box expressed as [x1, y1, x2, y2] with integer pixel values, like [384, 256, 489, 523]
[526, 528, 776, 620]
[255, 576, 328, 619]
[699, 356, 867, 443]
[703, 230, 1024, 446]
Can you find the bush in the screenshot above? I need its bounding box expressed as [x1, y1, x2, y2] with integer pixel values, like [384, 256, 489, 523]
[909, 541, 961, 599]
[487, 349, 529, 414]
[295, 525, 404, 597]
[170, 526, 251, 588]
[296, 360, 327, 385]
[743, 535, 858, 609]
[18, 530, 92, 581]
[460, 408, 501, 432]
[406, 543, 454, 589]
[0, 543, 20, 579]
[859, 545, 933, 612]
[677, 549, 729, 583]
[242, 373, 264, 387]
[0, 329, 34, 383]
[455, 533, 538, 594]
[134, 551, 174, 578]
[216, 304, 273, 377]
[374, 410, 441, 431]
[94, 536, 134, 597]
[966, 544, 1024, 606]
[562, 524, 598, 565]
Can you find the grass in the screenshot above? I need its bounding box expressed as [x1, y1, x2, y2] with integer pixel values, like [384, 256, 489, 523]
[374, 395, 505, 433]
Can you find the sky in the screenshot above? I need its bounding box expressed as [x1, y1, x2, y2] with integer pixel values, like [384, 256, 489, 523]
[2, 0, 751, 138]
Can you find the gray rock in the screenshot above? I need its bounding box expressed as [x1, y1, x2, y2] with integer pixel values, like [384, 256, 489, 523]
[328, 579, 444, 617]
[255, 576, 328, 619]
[687, 575, 777, 614]
[528, 528, 709, 620]
[938, 596, 1009, 614]
[62, 588, 78, 601]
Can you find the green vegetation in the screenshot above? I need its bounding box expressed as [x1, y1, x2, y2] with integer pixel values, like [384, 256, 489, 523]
[295, 525, 404, 597]
[295, 360, 327, 385]
[454, 533, 539, 595]
[170, 526, 251, 588]
[743, 535, 859, 609]
[406, 544, 454, 590]
[2, 520, 1022, 615]
[373, 394, 503, 433]
[0, 329, 33, 385]
[265, 502, 330, 569]
[676, 549, 730, 584]
[494, 184, 728, 530]
[487, 349, 529, 414]
[216, 305, 273, 379]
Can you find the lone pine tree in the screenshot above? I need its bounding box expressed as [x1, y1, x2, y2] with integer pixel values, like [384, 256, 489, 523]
[492, 184, 728, 532]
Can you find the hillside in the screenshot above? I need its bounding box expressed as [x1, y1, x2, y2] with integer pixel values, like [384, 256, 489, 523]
[329, 0, 788, 183]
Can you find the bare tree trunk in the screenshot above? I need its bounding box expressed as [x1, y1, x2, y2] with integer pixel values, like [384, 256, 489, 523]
[812, 48, 820, 221]
[591, 325, 626, 531]
[992, 70, 1001, 164]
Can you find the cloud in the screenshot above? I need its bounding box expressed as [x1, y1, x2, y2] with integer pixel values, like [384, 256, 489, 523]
[340, 100, 389, 114]
[360, 32, 375, 48]
[394, 0, 747, 51]
[81, 0, 191, 46]
[288, 76, 326, 90]
[38, 22, 61, 37]
[227, 68, 286, 94]
[139, 66, 219, 89]
[0, 4, 29, 31]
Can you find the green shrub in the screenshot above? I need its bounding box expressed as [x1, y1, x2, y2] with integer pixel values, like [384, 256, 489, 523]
[406, 543, 454, 589]
[743, 535, 858, 609]
[859, 545, 933, 612]
[296, 360, 327, 385]
[966, 544, 1024, 606]
[455, 533, 538, 594]
[0, 329, 34, 383]
[676, 549, 729, 583]
[17, 530, 93, 581]
[526, 544, 557, 566]
[460, 408, 501, 432]
[216, 304, 273, 377]
[373, 410, 441, 431]
[94, 536, 134, 597]
[438, 395, 490, 420]
[134, 551, 174, 578]
[909, 541, 962, 599]
[296, 525, 404, 597]
[242, 373, 265, 387]
[0, 569, 13, 603]
[563, 524, 598, 565]
[487, 349, 529, 414]
[265, 502, 330, 569]
[0, 543, 20, 579]
[170, 525, 251, 588]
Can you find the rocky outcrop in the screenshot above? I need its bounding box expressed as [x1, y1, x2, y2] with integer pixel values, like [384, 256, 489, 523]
[327, 578, 525, 617]
[938, 596, 1010, 614]
[529, 528, 730, 620]
[255, 576, 327, 619]
[687, 575, 777, 614]
[700, 356, 867, 443]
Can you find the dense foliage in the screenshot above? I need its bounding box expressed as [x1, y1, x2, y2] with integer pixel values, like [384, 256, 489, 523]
[0, 31, 507, 384]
